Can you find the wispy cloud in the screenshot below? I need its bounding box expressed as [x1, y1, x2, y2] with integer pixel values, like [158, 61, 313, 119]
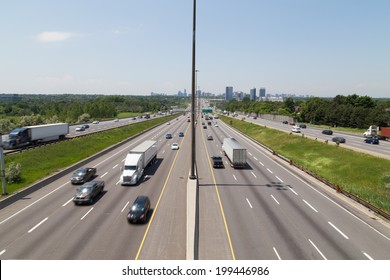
[36, 31, 78, 42]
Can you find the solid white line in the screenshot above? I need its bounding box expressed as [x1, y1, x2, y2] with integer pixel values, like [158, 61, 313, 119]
[259, 161, 264, 166]
[253, 157, 258, 160]
[275, 176, 283, 183]
[100, 172, 108, 178]
[288, 187, 299, 196]
[112, 164, 119, 169]
[0, 182, 69, 226]
[362, 251, 374, 260]
[233, 174, 237, 181]
[309, 239, 327, 260]
[267, 168, 273, 174]
[0, 249, 6, 256]
[81, 208, 94, 220]
[246, 198, 253, 209]
[251, 171, 257, 178]
[271, 195, 280, 205]
[28, 217, 48, 233]
[328, 221, 349, 239]
[303, 199, 319, 213]
[121, 201, 130, 213]
[116, 180, 121, 185]
[62, 197, 74, 207]
[273, 247, 281, 260]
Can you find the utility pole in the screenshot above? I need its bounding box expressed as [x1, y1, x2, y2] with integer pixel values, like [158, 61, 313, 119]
[190, 0, 197, 180]
[0, 134, 7, 195]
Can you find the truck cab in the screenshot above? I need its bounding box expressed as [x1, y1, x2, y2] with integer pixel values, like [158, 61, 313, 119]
[121, 154, 144, 185]
[4, 128, 30, 149]
[363, 125, 378, 138]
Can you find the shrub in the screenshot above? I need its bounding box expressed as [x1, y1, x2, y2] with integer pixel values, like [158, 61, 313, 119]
[5, 162, 22, 184]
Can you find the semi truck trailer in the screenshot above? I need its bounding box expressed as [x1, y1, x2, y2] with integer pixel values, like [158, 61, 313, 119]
[363, 125, 390, 140]
[120, 140, 157, 185]
[222, 137, 247, 168]
[3, 123, 69, 149]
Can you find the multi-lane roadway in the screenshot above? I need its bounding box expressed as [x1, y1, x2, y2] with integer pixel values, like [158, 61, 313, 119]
[237, 115, 390, 159]
[0, 114, 389, 259]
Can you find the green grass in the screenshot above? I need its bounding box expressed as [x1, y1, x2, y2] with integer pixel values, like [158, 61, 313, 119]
[117, 112, 142, 118]
[220, 115, 390, 214]
[3, 115, 177, 195]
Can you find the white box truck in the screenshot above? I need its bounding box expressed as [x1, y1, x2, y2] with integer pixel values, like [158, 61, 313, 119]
[120, 140, 157, 185]
[3, 123, 69, 149]
[222, 137, 247, 168]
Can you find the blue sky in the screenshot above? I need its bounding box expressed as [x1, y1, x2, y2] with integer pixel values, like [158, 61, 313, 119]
[1, 0, 389, 97]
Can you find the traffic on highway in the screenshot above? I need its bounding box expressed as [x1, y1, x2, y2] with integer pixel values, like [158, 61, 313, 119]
[0, 113, 390, 260]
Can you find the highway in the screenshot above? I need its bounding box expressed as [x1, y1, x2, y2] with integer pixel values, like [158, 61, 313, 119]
[237, 115, 390, 159]
[0, 114, 390, 259]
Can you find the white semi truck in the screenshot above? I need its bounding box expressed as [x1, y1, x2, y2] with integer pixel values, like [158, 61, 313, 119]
[120, 140, 157, 185]
[222, 137, 247, 168]
[3, 123, 69, 149]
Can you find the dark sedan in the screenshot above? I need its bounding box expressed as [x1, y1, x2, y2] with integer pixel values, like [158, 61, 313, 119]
[332, 136, 346, 143]
[364, 137, 379, 144]
[165, 133, 172, 139]
[70, 167, 96, 184]
[322, 129, 333, 135]
[211, 156, 224, 168]
[73, 180, 104, 205]
[127, 195, 151, 224]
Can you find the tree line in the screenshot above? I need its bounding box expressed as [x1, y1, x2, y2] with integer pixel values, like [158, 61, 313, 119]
[0, 94, 188, 134]
[222, 94, 390, 128]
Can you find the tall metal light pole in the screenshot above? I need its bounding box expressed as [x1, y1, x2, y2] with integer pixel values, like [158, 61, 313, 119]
[190, 0, 197, 180]
[0, 135, 7, 195]
[196, 69, 200, 117]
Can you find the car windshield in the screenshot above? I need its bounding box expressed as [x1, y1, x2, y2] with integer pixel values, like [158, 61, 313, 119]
[131, 203, 144, 212]
[125, 165, 137, 171]
[74, 170, 86, 176]
[77, 186, 92, 193]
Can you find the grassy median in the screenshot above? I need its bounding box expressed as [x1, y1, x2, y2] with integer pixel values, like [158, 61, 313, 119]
[3, 115, 176, 195]
[220, 115, 390, 214]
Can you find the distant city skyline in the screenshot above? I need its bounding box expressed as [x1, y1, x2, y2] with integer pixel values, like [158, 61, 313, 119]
[1, 1, 389, 98]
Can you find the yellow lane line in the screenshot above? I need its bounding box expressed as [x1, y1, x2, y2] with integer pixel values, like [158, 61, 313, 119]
[135, 122, 190, 260]
[200, 126, 236, 260]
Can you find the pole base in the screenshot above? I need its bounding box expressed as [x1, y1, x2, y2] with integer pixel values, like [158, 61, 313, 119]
[189, 175, 197, 180]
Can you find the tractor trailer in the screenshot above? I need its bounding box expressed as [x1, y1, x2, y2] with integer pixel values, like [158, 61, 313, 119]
[120, 140, 157, 185]
[222, 137, 247, 168]
[363, 125, 390, 140]
[3, 123, 69, 149]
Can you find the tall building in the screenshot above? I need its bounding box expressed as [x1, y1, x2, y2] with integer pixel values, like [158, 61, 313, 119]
[259, 88, 266, 98]
[250, 88, 256, 101]
[225, 86, 233, 101]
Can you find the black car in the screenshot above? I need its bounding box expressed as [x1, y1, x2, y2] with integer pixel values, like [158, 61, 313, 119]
[165, 133, 172, 139]
[332, 136, 346, 143]
[299, 124, 307, 128]
[203, 125, 207, 129]
[70, 167, 96, 184]
[282, 121, 288, 124]
[322, 129, 333, 135]
[73, 180, 104, 205]
[127, 195, 151, 224]
[211, 156, 224, 168]
[364, 137, 379, 144]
